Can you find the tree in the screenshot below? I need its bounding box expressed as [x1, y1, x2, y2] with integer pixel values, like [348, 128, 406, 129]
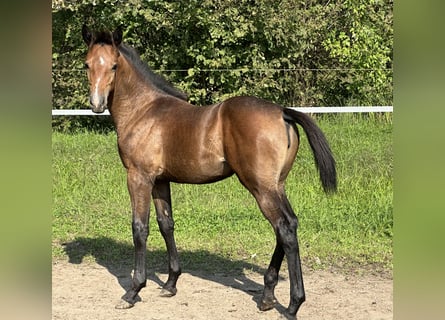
[52, 0, 393, 130]
[322, 0, 393, 105]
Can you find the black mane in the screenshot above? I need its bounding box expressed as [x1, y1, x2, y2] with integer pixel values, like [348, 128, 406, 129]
[118, 44, 188, 101]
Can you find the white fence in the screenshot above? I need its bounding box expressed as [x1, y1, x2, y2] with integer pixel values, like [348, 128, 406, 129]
[52, 106, 393, 116]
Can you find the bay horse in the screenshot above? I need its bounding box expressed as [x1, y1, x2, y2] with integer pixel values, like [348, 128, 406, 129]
[81, 25, 336, 319]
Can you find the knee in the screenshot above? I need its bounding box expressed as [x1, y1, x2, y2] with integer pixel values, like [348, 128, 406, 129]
[132, 220, 148, 242]
[157, 214, 174, 232]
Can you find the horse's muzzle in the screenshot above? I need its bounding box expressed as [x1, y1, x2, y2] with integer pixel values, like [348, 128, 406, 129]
[89, 95, 107, 113]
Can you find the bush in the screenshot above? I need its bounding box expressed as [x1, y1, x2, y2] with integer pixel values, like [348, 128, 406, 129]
[52, 0, 393, 131]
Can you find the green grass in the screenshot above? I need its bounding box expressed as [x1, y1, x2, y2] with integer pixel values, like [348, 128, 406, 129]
[52, 113, 392, 274]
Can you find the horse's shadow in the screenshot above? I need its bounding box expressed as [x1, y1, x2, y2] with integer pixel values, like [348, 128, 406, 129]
[63, 236, 288, 315]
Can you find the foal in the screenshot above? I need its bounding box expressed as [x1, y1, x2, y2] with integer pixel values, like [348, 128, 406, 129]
[82, 25, 336, 319]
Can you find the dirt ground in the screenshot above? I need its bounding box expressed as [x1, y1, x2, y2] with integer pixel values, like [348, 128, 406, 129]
[52, 260, 392, 320]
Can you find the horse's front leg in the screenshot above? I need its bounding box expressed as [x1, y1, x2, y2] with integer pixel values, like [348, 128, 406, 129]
[152, 181, 181, 297]
[116, 170, 153, 309]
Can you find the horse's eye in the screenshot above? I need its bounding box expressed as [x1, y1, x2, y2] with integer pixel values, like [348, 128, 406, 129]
[84, 63, 89, 70]
[112, 64, 117, 71]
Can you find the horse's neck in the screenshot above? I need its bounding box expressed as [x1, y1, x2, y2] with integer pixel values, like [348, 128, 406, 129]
[109, 58, 159, 133]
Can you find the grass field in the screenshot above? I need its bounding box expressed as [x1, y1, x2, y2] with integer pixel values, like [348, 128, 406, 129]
[52, 113, 392, 274]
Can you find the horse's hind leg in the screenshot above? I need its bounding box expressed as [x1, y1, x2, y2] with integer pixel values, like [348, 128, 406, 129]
[152, 182, 181, 297]
[259, 239, 285, 311]
[255, 190, 305, 319]
[281, 196, 305, 317]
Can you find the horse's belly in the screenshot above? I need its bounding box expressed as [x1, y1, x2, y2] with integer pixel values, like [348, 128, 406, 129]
[165, 156, 233, 184]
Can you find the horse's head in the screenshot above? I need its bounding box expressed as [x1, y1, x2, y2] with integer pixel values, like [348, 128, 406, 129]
[82, 25, 122, 113]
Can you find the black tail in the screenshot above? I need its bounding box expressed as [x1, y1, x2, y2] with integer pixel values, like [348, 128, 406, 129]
[283, 108, 337, 194]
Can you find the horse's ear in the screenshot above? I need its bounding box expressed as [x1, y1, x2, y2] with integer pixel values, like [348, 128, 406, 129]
[82, 24, 93, 45]
[112, 26, 123, 46]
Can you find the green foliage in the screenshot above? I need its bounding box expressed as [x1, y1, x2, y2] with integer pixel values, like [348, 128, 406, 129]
[52, 0, 393, 130]
[322, 0, 393, 105]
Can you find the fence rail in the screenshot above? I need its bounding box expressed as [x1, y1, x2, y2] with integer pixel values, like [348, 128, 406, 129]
[52, 106, 393, 116]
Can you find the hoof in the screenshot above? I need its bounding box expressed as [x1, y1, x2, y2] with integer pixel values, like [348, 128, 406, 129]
[115, 299, 134, 309]
[159, 287, 177, 297]
[259, 298, 277, 311]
